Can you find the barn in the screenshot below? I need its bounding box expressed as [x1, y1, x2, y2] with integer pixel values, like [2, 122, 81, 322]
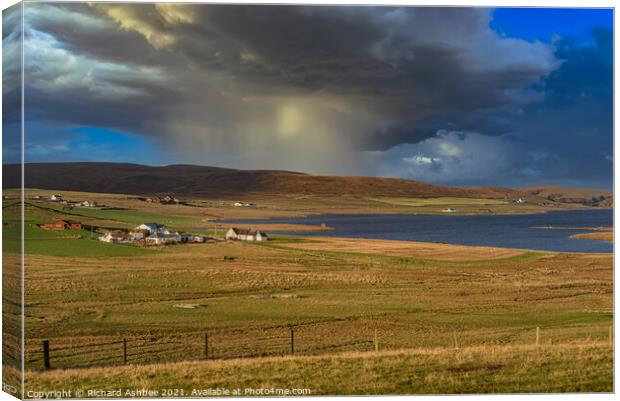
[41, 219, 82, 230]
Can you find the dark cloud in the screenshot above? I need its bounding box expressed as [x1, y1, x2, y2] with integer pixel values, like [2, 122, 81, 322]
[506, 29, 613, 187]
[5, 4, 610, 187]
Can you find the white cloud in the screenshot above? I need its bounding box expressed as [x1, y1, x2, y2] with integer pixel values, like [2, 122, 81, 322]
[403, 155, 441, 166]
[23, 25, 164, 98]
[372, 130, 525, 185]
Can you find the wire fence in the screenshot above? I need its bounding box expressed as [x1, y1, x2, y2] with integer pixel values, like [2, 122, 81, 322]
[22, 320, 613, 371]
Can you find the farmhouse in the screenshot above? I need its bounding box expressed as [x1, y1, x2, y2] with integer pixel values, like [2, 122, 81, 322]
[160, 195, 179, 204]
[135, 223, 169, 235]
[234, 201, 257, 208]
[145, 232, 182, 245]
[41, 219, 82, 230]
[442, 208, 456, 213]
[50, 194, 63, 201]
[80, 200, 97, 208]
[225, 228, 268, 241]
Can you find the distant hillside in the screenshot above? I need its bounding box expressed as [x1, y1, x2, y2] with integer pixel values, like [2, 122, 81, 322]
[3, 162, 518, 199]
[521, 186, 613, 207]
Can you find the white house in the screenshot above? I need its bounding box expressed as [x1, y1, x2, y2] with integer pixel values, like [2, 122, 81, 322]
[135, 223, 169, 235]
[442, 208, 456, 213]
[80, 200, 97, 208]
[234, 202, 244, 207]
[50, 194, 63, 201]
[145, 232, 181, 245]
[225, 228, 268, 241]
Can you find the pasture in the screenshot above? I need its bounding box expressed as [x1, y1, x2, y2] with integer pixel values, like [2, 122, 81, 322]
[2, 190, 613, 395]
[25, 342, 612, 394]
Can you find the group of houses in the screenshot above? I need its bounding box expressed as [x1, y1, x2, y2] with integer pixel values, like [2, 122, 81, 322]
[39, 215, 269, 246]
[99, 224, 269, 245]
[234, 202, 257, 208]
[140, 195, 180, 204]
[99, 223, 210, 246]
[49, 194, 98, 208]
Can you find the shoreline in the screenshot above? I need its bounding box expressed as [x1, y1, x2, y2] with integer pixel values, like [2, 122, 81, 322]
[268, 235, 613, 261]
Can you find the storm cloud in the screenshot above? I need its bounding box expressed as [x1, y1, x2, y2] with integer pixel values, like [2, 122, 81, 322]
[3, 4, 612, 187]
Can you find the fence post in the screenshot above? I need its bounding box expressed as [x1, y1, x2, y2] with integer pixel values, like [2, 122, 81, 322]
[374, 329, 379, 353]
[536, 327, 540, 346]
[290, 329, 295, 355]
[453, 330, 459, 349]
[42, 340, 50, 370]
[205, 333, 209, 360]
[123, 338, 128, 364]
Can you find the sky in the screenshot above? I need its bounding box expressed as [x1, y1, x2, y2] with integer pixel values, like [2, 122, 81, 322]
[2, 4, 614, 188]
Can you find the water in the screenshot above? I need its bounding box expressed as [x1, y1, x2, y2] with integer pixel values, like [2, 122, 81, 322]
[221, 209, 613, 253]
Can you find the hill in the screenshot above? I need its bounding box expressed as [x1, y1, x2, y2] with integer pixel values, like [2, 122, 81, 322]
[3, 162, 517, 199]
[522, 186, 613, 207]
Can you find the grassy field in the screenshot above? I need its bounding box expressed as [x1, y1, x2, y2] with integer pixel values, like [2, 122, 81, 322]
[25, 342, 612, 395]
[2, 190, 613, 395]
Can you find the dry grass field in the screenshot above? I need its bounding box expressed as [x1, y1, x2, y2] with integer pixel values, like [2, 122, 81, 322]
[2, 189, 613, 396]
[571, 231, 613, 243]
[276, 236, 530, 261]
[25, 341, 612, 395]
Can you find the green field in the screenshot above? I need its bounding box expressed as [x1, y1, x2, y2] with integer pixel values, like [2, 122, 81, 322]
[1, 191, 612, 396]
[3, 202, 155, 257]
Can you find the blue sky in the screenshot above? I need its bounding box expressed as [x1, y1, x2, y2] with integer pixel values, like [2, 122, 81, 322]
[492, 7, 613, 44]
[2, 5, 614, 188]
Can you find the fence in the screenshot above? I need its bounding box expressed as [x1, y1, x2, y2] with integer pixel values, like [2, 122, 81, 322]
[24, 321, 613, 371]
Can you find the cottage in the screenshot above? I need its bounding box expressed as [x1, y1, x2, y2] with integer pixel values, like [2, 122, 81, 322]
[41, 219, 82, 230]
[234, 202, 244, 207]
[80, 200, 97, 208]
[225, 228, 268, 241]
[442, 208, 456, 213]
[50, 194, 63, 201]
